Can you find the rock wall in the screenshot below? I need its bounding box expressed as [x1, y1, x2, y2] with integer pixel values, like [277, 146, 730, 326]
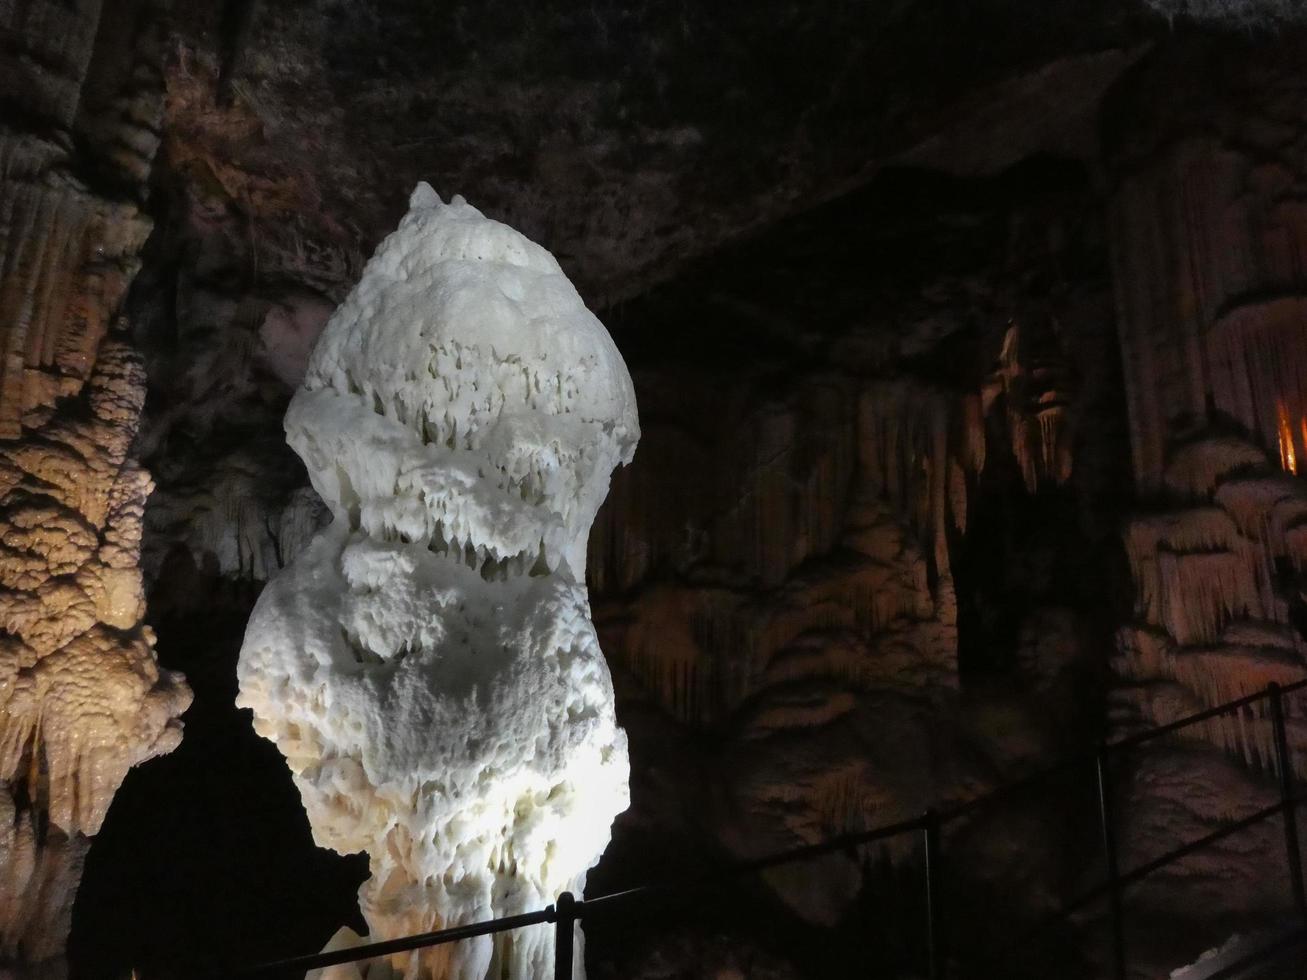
[1107, 35, 1307, 493]
[0, 1, 189, 970]
[133, 49, 353, 594]
[1107, 36, 1307, 750]
[581, 166, 1115, 942]
[1105, 34, 1307, 931]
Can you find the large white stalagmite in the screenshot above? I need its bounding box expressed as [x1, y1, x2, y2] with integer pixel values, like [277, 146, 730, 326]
[237, 184, 639, 979]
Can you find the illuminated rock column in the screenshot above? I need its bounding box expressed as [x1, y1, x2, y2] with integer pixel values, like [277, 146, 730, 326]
[0, 1, 191, 970]
[238, 186, 638, 979]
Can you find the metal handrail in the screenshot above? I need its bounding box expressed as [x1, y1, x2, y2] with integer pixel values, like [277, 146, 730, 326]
[1108, 676, 1307, 751]
[241, 909, 556, 976]
[234, 679, 1307, 979]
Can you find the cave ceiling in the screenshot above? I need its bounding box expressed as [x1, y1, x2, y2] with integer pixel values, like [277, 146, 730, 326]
[169, 0, 1157, 307]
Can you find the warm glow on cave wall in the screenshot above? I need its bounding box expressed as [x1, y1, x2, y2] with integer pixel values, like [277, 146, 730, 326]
[1277, 400, 1299, 475]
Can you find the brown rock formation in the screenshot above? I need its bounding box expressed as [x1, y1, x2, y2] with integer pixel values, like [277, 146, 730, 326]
[1104, 33, 1307, 933]
[983, 320, 1076, 494]
[1114, 437, 1307, 763]
[577, 165, 1116, 939]
[1107, 35, 1307, 745]
[0, 0, 189, 970]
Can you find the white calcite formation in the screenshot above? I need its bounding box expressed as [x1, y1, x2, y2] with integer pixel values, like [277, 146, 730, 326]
[237, 184, 638, 979]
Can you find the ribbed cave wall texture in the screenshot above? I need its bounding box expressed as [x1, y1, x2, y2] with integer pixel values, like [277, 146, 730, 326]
[0, 2, 1306, 979]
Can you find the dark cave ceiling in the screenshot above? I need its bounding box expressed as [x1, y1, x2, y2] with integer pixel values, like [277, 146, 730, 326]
[167, 0, 1171, 307]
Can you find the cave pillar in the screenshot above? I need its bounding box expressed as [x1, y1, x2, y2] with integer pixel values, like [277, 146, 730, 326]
[0, 1, 190, 972]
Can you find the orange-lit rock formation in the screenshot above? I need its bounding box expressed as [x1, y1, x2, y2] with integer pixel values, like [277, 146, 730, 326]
[0, 0, 189, 969]
[983, 321, 1075, 494]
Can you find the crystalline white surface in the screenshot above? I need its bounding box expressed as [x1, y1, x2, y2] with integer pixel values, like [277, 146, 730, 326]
[237, 184, 638, 979]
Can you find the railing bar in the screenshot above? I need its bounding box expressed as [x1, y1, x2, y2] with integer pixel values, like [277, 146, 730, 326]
[1097, 748, 1127, 980]
[735, 814, 929, 872]
[235, 908, 555, 977]
[967, 797, 1303, 970]
[236, 678, 1307, 978]
[589, 817, 935, 912]
[1110, 688, 1273, 751]
[554, 892, 576, 980]
[241, 813, 936, 973]
[923, 810, 946, 980]
[1115, 802, 1284, 889]
[1269, 682, 1307, 916]
[575, 883, 664, 912]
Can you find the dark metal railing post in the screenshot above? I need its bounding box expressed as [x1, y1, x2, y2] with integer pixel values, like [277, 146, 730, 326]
[923, 808, 946, 980]
[1268, 683, 1306, 916]
[554, 891, 576, 980]
[1096, 746, 1127, 980]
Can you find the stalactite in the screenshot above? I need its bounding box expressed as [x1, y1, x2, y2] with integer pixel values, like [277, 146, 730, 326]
[981, 321, 1074, 493]
[1207, 298, 1307, 474]
[856, 380, 976, 575]
[594, 373, 977, 728]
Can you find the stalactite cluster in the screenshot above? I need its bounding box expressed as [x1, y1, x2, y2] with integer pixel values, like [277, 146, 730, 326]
[982, 321, 1075, 494]
[594, 376, 985, 729]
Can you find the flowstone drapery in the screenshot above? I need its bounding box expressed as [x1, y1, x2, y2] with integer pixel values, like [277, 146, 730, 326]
[237, 185, 638, 979]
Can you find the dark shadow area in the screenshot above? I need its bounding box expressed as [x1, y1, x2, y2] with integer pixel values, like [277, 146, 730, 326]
[68, 575, 368, 979]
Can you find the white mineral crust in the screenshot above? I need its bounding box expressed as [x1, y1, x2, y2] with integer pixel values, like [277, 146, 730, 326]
[236, 184, 638, 979]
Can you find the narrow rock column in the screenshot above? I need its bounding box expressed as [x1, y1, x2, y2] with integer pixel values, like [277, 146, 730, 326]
[0, 1, 191, 971]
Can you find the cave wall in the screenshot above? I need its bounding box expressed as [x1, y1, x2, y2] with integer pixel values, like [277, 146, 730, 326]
[21, 7, 1307, 979]
[575, 163, 1129, 969]
[1102, 33, 1307, 939]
